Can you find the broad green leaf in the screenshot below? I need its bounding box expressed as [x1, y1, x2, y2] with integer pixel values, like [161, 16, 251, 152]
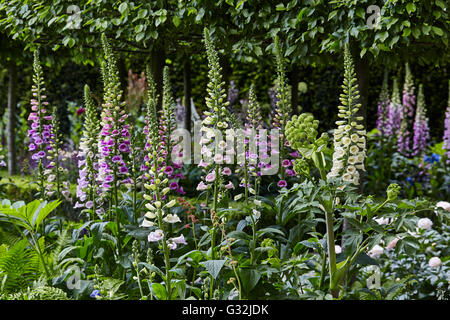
[172, 15, 181, 27]
[356, 8, 365, 19]
[33, 200, 61, 229]
[276, 4, 285, 11]
[257, 227, 285, 237]
[328, 10, 338, 21]
[118, 2, 128, 14]
[152, 283, 167, 300]
[406, 3, 416, 14]
[136, 32, 145, 42]
[432, 26, 443, 36]
[239, 268, 261, 293]
[435, 0, 445, 10]
[200, 260, 226, 279]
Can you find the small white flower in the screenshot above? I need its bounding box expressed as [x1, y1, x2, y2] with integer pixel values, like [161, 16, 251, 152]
[347, 156, 357, 164]
[148, 229, 164, 242]
[335, 245, 342, 254]
[342, 173, 352, 182]
[164, 199, 177, 208]
[374, 216, 390, 225]
[349, 145, 359, 155]
[386, 237, 399, 249]
[172, 234, 188, 245]
[234, 194, 243, 201]
[368, 244, 384, 259]
[436, 201, 450, 212]
[428, 257, 442, 268]
[417, 218, 433, 230]
[346, 166, 356, 174]
[140, 219, 154, 228]
[145, 211, 157, 219]
[350, 134, 359, 142]
[163, 214, 181, 224]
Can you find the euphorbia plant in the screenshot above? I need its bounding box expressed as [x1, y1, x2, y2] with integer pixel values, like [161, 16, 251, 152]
[286, 45, 401, 298]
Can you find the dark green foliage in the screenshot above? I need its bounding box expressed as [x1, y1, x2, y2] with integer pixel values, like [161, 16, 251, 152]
[0, 239, 40, 292]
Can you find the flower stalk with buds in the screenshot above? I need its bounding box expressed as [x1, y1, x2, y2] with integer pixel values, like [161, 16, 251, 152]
[398, 63, 416, 156]
[142, 66, 185, 299]
[272, 36, 293, 181]
[75, 85, 101, 216]
[444, 80, 450, 163]
[201, 28, 234, 261]
[412, 84, 430, 157]
[28, 50, 53, 200]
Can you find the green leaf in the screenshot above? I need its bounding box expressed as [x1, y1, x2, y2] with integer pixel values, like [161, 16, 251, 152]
[412, 27, 421, 38]
[402, 28, 411, 37]
[137, 8, 148, 19]
[378, 31, 389, 42]
[63, 36, 75, 48]
[435, 0, 445, 10]
[32, 200, 60, 229]
[254, 46, 263, 56]
[422, 25, 431, 35]
[276, 4, 285, 11]
[200, 260, 226, 279]
[118, 2, 128, 14]
[356, 8, 365, 19]
[239, 268, 261, 293]
[135, 24, 144, 33]
[432, 26, 443, 36]
[256, 227, 285, 237]
[172, 15, 181, 27]
[389, 35, 400, 48]
[136, 31, 145, 42]
[285, 45, 297, 57]
[152, 283, 167, 300]
[406, 3, 416, 14]
[360, 48, 367, 58]
[328, 10, 338, 21]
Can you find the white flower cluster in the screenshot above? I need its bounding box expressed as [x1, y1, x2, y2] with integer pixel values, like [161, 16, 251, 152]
[327, 46, 366, 185]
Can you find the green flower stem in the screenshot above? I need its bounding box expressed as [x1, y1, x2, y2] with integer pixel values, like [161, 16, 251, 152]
[318, 250, 327, 290]
[113, 167, 122, 257]
[210, 165, 219, 260]
[325, 208, 338, 298]
[249, 213, 256, 266]
[134, 260, 144, 299]
[155, 189, 172, 300]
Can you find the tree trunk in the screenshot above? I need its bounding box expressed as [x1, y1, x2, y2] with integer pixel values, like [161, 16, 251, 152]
[183, 58, 192, 132]
[7, 61, 17, 175]
[149, 46, 165, 110]
[290, 65, 300, 114]
[350, 41, 370, 194]
[117, 57, 128, 95]
[220, 55, 231, 90]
